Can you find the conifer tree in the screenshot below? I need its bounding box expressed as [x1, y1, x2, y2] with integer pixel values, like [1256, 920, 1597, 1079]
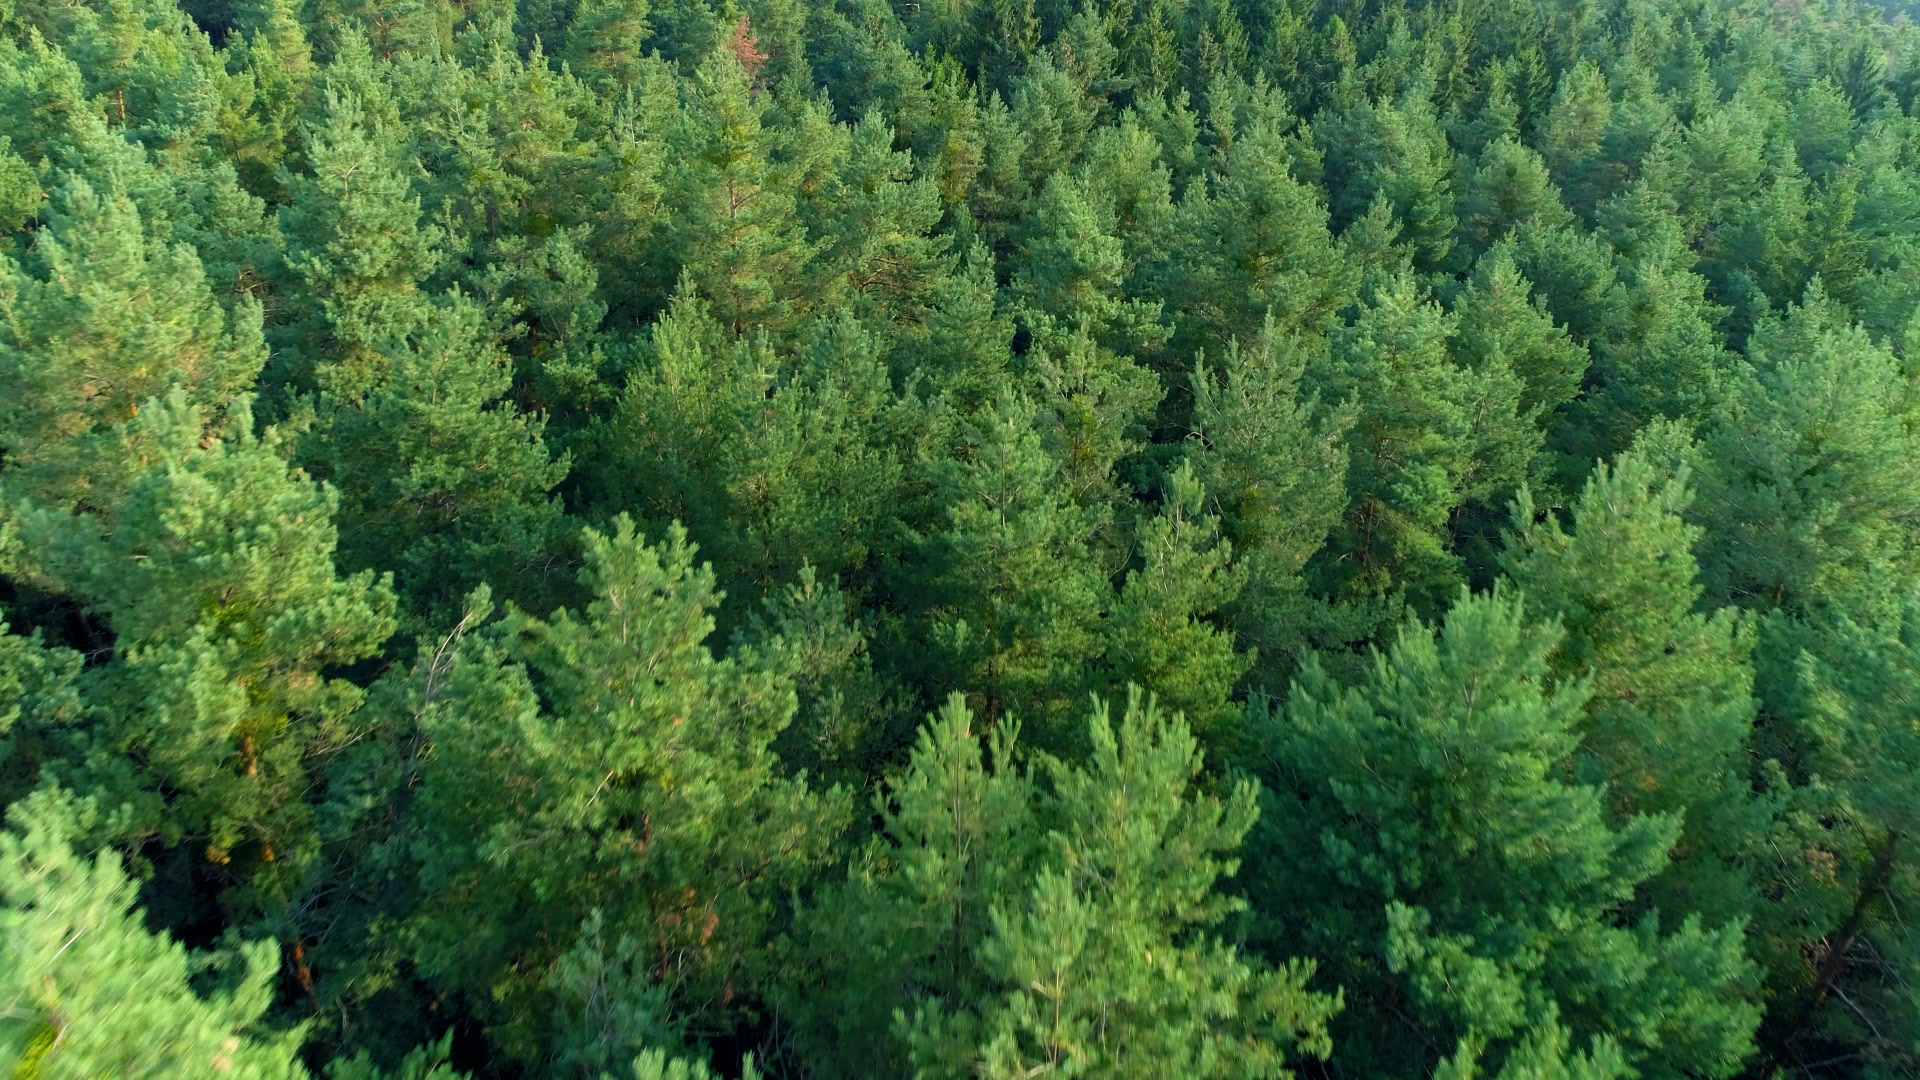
[901, 392, 1106, 742]
[1022, 324, 1161, 514]
[587, 282, 759, 570]
[307, 292, 570, 619]
[560, 0, 651, 90]
[1457, 137, 1574, 259]
[1187, 319, 1354, 685]
[808, 110, 948, 325]
[790, 691, 1338, 1080]
[902, 241, 1016, 417]
[723, 312, 909, 595]
[1243, 589, 1761, 1080]
[1761, 592, 1920, 1072]
[1309, 271, 1484, 612]
[1558, 234, 1731, 470]
[0, 788, 309, 1080]
[1095, 463, 1248, 739]
[904, 689, 1337, 1079]
[391, 518, 845, 1062]
[274, 88, 440, 399]
[780, 694, 1040, 1079]
[0, 615, 80, 798]
[666, 48, 817, 338]
[219, 0, 315, 199]
[1318, 88, 1458, 273]
[1157, 99, 1350, 356]
[1449, 244, 1589, 433]
[1501, 434, 1759, 921]
[1008, 173, 1163, 363]
[3, 393, 397, 912]
[1690, 292, 1920, 622]
[0, 174, 263, 512]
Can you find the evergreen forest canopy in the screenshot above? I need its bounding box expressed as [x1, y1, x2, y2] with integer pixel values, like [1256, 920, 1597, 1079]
[4, 0, 1920, 1073]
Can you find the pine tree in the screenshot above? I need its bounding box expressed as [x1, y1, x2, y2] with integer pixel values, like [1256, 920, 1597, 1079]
[666, 48, 817, 338]
[901, 241, 1016, 418]
[1457, 137, 1574, 259]
[1758, 591, 1920, 1073]
[1450, 244, 1589, 442]
[218, 0, 315, 200]
[1689, 291, 1920, 624]
[1318, 87, 1458, 273]
[0, 788, 309, 1079]
[274, 88, 441, 400]
[905, 689, 1338, 1079]
[307, 291, 570, 619]
[808, 110, 949, 326]
[723, 312, 909, 596]
[1095, 463, 1249, 740]
[1309, 271, 1483, 612]
[1022, 324, 1161, 513]
[391, 517, 846, 1062]
[560, 0, 652, 90]
[781, 694, 1041, 1080]
[1008, 172, 1164, 364]
[1558, 233, 1731, 471]
[586, 281, 759, 569]
[901, 392, 1107, 743]
[1243, 589, 1761, 1079]
[1156, 97, 1351, 357]
[0, 174, 263, 512]
[4, 393, 397, 912]
[1539, 62, 1613, 219]
[1501, 433, 1759, 922]
[1187, 319, 1354, 685]
[790, 691, 1338, 1080]
[0, 617, 81, 808]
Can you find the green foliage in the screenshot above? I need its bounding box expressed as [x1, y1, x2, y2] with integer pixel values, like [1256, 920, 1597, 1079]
[1501, 433, 1760, 922]
[1690, 289, 1920, 622]
[307, 291, 570, 618]
[5, 0, 1920, 1073]
[1243, 589, 1761, 1079]
[5, 393, 396, 910]
[1186, 319, 1353, 685]
[390, 517, 846, 1062]
[0, 175, 263, 511]
[789, 690, 1338, 1079]
[0, 788, 307, 1079]
[902, 392, 1107, 741]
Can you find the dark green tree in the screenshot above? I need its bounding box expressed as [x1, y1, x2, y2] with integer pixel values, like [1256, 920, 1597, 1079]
[1243, 589, 1761, 1080]
[390, 518, 846, 1062]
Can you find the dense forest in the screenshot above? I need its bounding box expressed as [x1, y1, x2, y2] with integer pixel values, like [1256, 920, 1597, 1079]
[2, 0, 1920, 1073]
